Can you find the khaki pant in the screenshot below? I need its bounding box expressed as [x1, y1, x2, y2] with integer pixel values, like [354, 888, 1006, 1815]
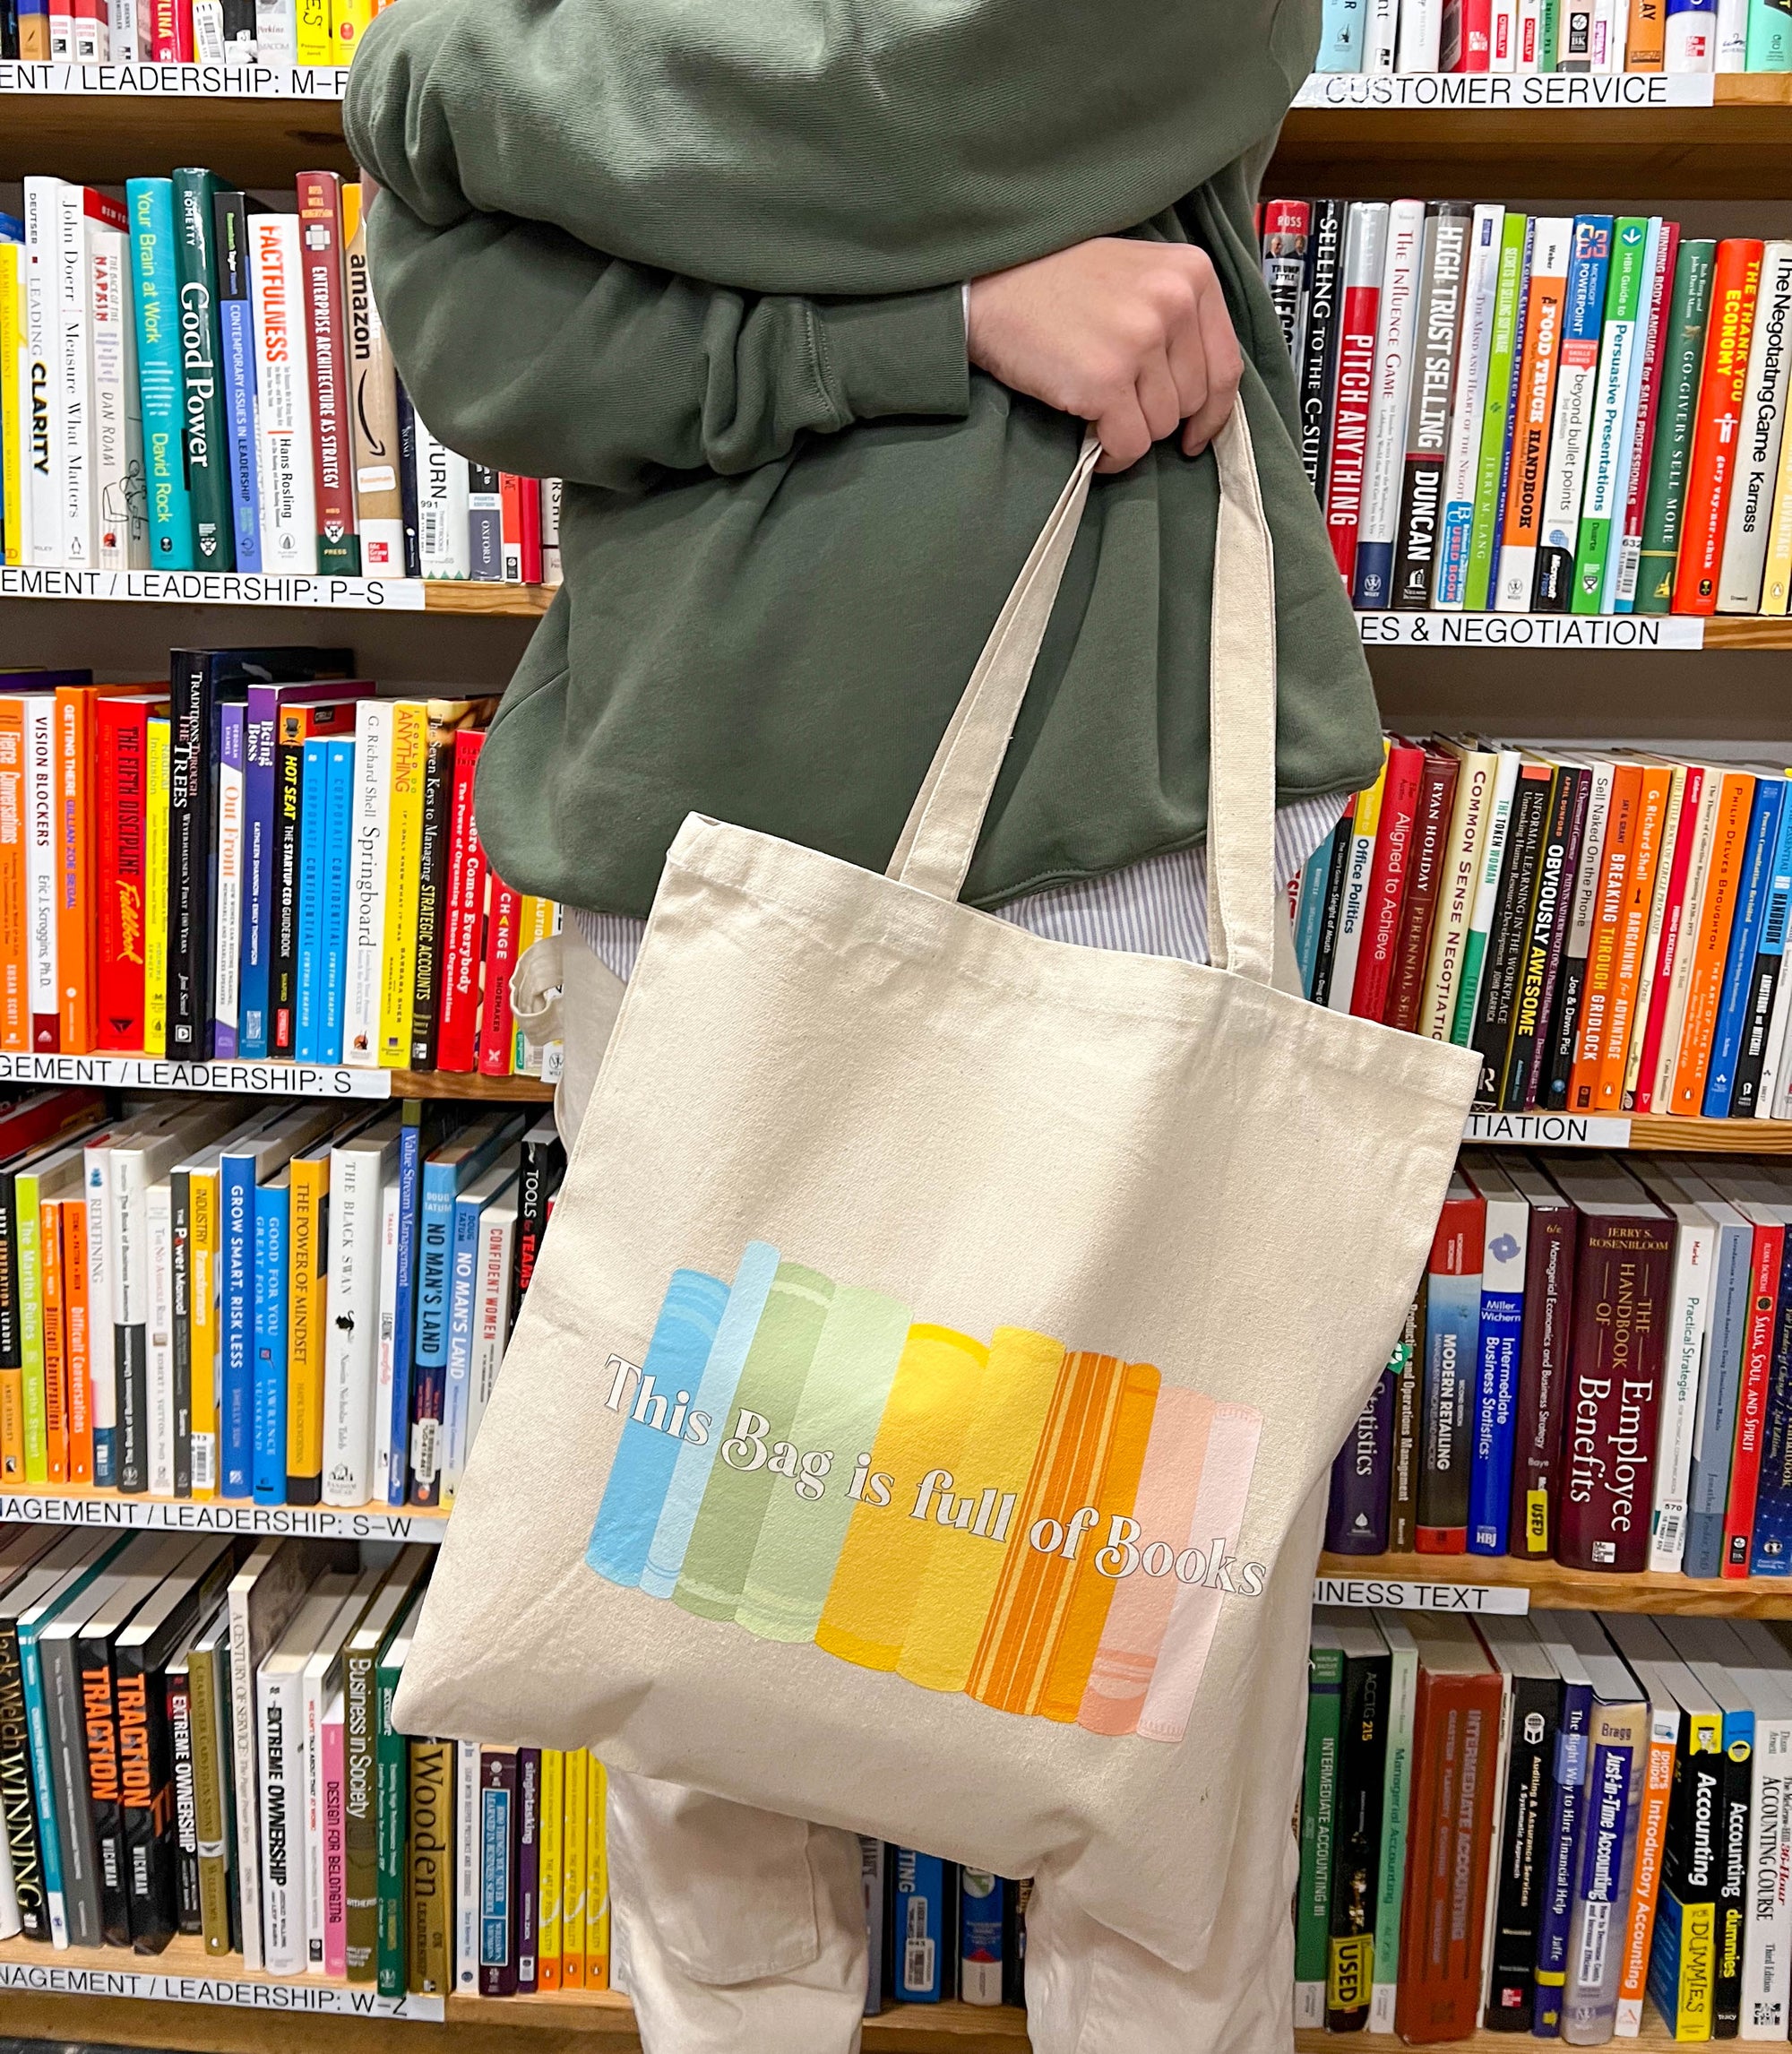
[511, 918, 1315, 2054]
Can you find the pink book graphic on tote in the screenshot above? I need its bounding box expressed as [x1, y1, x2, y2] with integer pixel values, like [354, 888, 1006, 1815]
[585, 1246, 1268, 1746]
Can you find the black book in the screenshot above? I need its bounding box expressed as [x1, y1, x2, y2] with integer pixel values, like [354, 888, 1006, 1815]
[1297, 200, 1347, 507]
[220, 0, 255, 50]
[1389, 1290, 1424, 1555]
[468, 463, 504, 580]
[1541, 761, 1609, 1110]
[1393, 204, 1471, 611]
[115, 1537, 237, 1955]
[1501, 765, 1585, 1110]
[1322, 1611, 1390, 2032]
[167, 648, 355, 1057]
[1001, 1875, 1029, 2008]
[511, 1118, 565, 1325]
[396, 380, 422, 580]
[165, 1635, 202, 1933]
[1470, 763, 1555, 1106]
[0, 1159, 22, 1465]
[1512, 765, 1592, 1114]
[1480, 1618, 1563, 2031]
[1308, 801, 1357, 1008]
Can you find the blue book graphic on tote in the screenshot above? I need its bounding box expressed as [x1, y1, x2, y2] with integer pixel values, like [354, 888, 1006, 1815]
[1705, 778, 1786, 1115]
[252, 1173, 290, 1504]
[295, 738, 328, 1064]
[320, 738, 355, 1065]
[1469, 1200, 1527, 1556]
[125, 178, 195, 569]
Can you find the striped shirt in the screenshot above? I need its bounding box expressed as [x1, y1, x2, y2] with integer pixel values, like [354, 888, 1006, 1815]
[572, 792, 1345, 982]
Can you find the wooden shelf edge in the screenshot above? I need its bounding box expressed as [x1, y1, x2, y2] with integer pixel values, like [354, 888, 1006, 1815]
[1318, 1549, 1792, 1614]
[391, 1070, 555, 1101]
[421, 583, 554, 617]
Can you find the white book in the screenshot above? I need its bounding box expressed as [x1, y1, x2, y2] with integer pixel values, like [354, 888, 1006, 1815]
[1606, 219, 1667, 615]
[342, 701, 393, 1067]
[258, 1576, 354, 1973]
[1666, 4, 1716, 65]
[1536, 244, 1606, 608]
[146, 1178, 175, 1495]
[0, 1799, 17, 1938]
[254, 0, 294, 62]
[1762, 881, 1792, 1117]
[1517, 0, 1544, 65]
[442, 1160, 519, 1501]
[1593, 0, 1628, 66]
[111, 0, 142, 56]
[1719, 242, 1792, 614]
[1628, 1165, 1716, 1573]
[462, 1183, 519, 1484]
[373, 1178, 401, 1494]
[82, 1136, 118, 1481]
[1421, 744, 1499, 1038]
[455, 1738, 481, 1994]
[1725, 1621, 1792, 2039]
[540, 475, 563, 585]
[1578, 224, 1648, 613]
[1622, 761, 1688, 1109]
[213, 727, 245, 1044]
[1355, 199, 1426, 608]
[1650, 765, 1726, 1113]
[249, 212, 316, 574]
[1436, 204, 1505, 608]
[415, 416, 471, 579]
[22, 180, 63, 569]
[1496, 217, 1572, 608]
[1557, 759, 1616, 1070]
[1718, 0, 1750, 65]
[23, 695, 56, 1029]
[54, 185, 99, 571]
[1396, 0, 1442, 66]
[192, 0, 227, 58]
[1490, 0, 1518, 65]
[1326, 746, 1389, 1014]
[4, 242, 33, 565]
[300, 1572, 378, 1969]
[1368, 1616, 1417, 2033]
[1460, 750, 1524, 1024]
[322, 1113, 403, 1506]
[89, 225, 143, 571]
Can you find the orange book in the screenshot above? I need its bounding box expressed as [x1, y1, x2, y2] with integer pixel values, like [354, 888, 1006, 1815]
[1674, 240, 1765, 616]
[55, 685, 99, 1052]
[39, 1197, 66, 1485]
[1616, 1702, 1677, 2031]
[1626, 0, 1665, 66]
[0, 699, 26, 1052]
[1670, 771, 1758, 1111]
[63, 1190, 91, 1485]
[1497, 222, 1572, 607]
[1568, 764, 1640, 1113]
[1595, 763, 1672, 1112]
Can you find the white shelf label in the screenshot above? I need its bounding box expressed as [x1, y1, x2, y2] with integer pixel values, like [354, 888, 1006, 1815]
[0, 1960, 444, 2016]
[0, 1053, 394, 1098]
[1314, 1575, 1530, 1614]
[1293, 69, 1715, 108]
[0, 567, 425, 610]
[0, 58, 348, 96]
[1464, 1110, 1632, 1147]
[0, 1491, 445, 1543]
[1357, 610, 1704, 648]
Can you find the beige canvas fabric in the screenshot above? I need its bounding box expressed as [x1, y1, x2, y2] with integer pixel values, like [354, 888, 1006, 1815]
[395, 406, 1480, 1972]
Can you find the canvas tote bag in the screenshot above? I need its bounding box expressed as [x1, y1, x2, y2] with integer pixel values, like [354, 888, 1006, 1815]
[395, 403, 1481, 1968]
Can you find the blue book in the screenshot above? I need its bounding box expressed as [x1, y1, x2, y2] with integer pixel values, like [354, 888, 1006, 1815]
[1532, 1671, 1594, 2035]
[1684, 1186, 1756, 1579]
[1467, 1164, 1527, 1557]
[213, 187, 261, 574]
[295, 738, 329, 1065]
[321, 738, 355, 1065]
[386, 1106, 428, 1507]
[1488, 222, 1537, 589]
[891, 1848, 950, 2004]
[1705, 778, 1785, 1116]
[1536, 217, 1615, 610]
[442, 1161, 519, 1498]
[252, 1172, 291, 1505]
[1421, 1176, 1483, 1549]
[957, 1870, 1005, 2008]
[1317, 0, 1365, 69]
[410, 1111, 526, 1506]
[220, 1139, 259, 1498]
[1749, 1207, 1792, 1574]
[1294, 823, 1341, 999]
[1734, 789, 1792, 1118]
[125, 178, 195, 571]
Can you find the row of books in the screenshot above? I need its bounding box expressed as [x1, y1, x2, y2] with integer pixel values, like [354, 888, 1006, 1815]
[1315, 0, 1792, 73]
[0, 658, 556, 1074]
[1293, 735, 1792, 1122]
[2, 0, 383, 65]
[1297, 1606, 1792, 2045]
[859, 1846, 1026, 2013]
[1326, 1152, 1792, 1580]
[0, 1528, 611, 1989]
[1256, 201, 1792, 617]
[1, 172, 566, 585]
[0, 1086, 565, 1511]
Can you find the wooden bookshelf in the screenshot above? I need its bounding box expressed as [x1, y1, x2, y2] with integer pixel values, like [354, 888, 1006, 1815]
[0, 89, 356, 187]
[1318, 1549, 1792, 1615]
[1295, 2015, 1694, 2051]
[391, 1069, 554, 1101]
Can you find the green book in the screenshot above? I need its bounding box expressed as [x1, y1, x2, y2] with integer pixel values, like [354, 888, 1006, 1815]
[170, 168, 233, 573]
[1635, 239, 1718, 615]
[1572, 218, 1650, 615]
[1540, 0, 1561, 66]
[1368, 1619, 1419, 2032]
[1466, 214, 1533, 613]
[14, 1169, 44, 1485]
[376, 1585, 426, 1998]
[1749, 0, 1792, 69]
[1296, 1618, 1348, 2029]
[346, 1547, 432, 1983]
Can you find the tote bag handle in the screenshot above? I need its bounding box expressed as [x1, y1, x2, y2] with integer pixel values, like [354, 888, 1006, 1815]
[885, 402, 1280, 988]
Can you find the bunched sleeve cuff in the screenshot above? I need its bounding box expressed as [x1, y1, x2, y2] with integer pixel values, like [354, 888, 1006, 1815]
[809, 284, 971, 427]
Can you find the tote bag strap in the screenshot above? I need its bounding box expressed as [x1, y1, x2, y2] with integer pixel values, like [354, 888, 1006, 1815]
[886, 402, 1279, 987]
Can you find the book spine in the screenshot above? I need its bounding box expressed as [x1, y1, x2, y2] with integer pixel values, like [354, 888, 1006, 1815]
[1299, 203, 1347, 505]
[169, 1169, 192, 1497]
[377, 704, 427, 1069]
[345, 1644, 378, 1981]
[1544, 763, 1615, 1107]
[0, 703, 28, 1050]
[251, 1180, 289, 1505]
[1616, 1702, 1678, 2033]
[1468, 215, 1534, 611]
[1471, 764, 1554, 1103]
[1318, 0, 1365, 69]
[211, 703, 245, 1060]
[1726, 1222, 1785, 1575]
[285, 1156, 326, 1506]
[466, 462, 503, 581]
[1735, 787, 1792, 1116]
[478, 1747, 518, 1996]
[414, 418, 470, 579]
[435, 731, 487, 1074]
[1573, 218, 1649, 611]
[375, 1650, 409, 1996]
[1469, 1194, 1527, 1555]
[24, 696, 58, 1051]
[387, 1115, 422, 1506]
[1326, 1650, 1389, 2030]
[169, 170, 229, 572]
[1390, 1297, 1424, 1553]
[21, 180, 64, 569]
[186, 1642, 231, 1956]
[323, 1705, 345, 1975]
[0, 1626, 46, 1941]
[64, 1196, 90, 1486]
[1356, 199, 1426, 609]
[1706, 781, 1787, 1114]
[1675, 239, 1766, 612]
[1739, 1713, 1792, 2032]
[409, 1161, 455, 1508]
[259, 1661, 302, 1972]
[408, 729, 456, 1069]
[1673, 773, 1759, 1111]
[1505, 768, 1584, 1109]
[1486, 1675, 1559, 2027]
[478, 873, 520, 1076]
[343, 192, 403, 574]
[1324, 203, 1389, 584]
[322, 1146, 381, 1508]
[1351, 743, 1425, 1021]
[168, 1665, 200, 1935]
[1418, 1195, 1483, 1552]
[90, 225, 141, 571]
[296, 173, 358, 576]
[1716, 1708, 1754, 2032]
[1497, 220, 1572, 609]
[1718, 242, 1792, 613]
[1535, 217, 1615, 610]
[1563, 1709, 1646, 2039]
[212, 187, 260, 574]
[320, 739, 354, 1064]
[1394, 208, 1471, 608]
[249, 214, 315, 574]
[94, 703, 147, 1051]
[1368, 1631, 1417, 2032]
[1326, 1332, 1400, 1553]
[1437, 206, 1504, 608]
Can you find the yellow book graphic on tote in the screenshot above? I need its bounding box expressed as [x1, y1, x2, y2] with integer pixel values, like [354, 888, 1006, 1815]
[895, 1326, 1065, 1695]
[814, 1324, 990, 1671]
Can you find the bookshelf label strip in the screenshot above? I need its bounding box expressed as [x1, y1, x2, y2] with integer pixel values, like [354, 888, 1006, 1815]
[1292, 69, 1716, 108]
[0, 1053, 393, 1098]
[1313, 1575, 1530, 1614]
[0, 567, 425, 610]
[0, 1961, 444, 2017]
[0, 1490, 444, 1542]
[1357, 611, 1705, 648]
[0, 58, 349, 96]
[1463, 1111, 1632, 1146]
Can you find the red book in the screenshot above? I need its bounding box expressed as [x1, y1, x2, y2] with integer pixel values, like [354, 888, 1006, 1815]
[1673, 237, 1764, 615]
[148, 0, 191, 61]
[1385, 748, 1460, 1034]
[499, 476, 527, 583]
[435, 729, 487, 1073]
[478, 871, 521, 1076]
[1633, 763, 1707, 1113]
[1713, 1189, 1785, 1577]
[1616, 220, 1680, 600]
[1395, 1617, 1503, 2043]
[1348, 739, 1424, 1023]
[518, 479, 543, 585]
[93, 696, 151, 1053]
[0, 1089, 102, 1161]
[64, 1194, 92, 1487]
[1417, 1175, 1483, 1556]
[1451, 0, 1493, 68]
[297, 172, 360, 577]
[1548, 1159, 1676, 1574]
[1324, 229, 1383, 583]
[1499, 1156, 1577, 1558]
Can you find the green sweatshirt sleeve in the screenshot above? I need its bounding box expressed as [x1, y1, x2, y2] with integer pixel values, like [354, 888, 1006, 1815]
[366, 190, 972, 488]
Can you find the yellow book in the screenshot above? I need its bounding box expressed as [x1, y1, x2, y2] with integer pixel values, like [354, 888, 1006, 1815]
[561, 1748, 587, 1989]
[406, 1739, 453, 1994]
[296, 0, 333, 65]
[377, 703, 427, 1066]
[537, 1749, 563, 1989]
[1762, 391, 1792, 614]
[0, 246, 24, 565]
[285, 1141, 332, 1503]
[144, 714, 170, 1055]
[189, 1166, 220, 1497]
[340, 183, 361, 246]
[584, 1756, 609, 1991]
[332, 0, 375, 58]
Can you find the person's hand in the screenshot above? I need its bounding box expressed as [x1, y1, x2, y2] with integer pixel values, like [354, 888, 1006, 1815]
[966, 237, 1244, 474]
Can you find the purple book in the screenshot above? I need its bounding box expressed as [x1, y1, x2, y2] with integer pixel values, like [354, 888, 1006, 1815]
[478, 1748, 520, 1998]
[1324, 1345, 1399, 1554]
[212, 703, 246, 1058]
[516, 1748, 540, 1993]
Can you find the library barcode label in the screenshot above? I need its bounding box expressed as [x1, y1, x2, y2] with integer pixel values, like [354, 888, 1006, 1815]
[1292, 70, 1715, 109]
[1462, 1112, 1632, 1147]
[1356, 611, 1704, 649]
[0, 566, 425, 610]
[0, 1961, 444, 2017]
[1312, 1577, 1530, 1615]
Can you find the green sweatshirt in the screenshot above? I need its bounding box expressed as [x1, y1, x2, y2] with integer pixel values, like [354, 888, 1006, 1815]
[346, 0, 1382, 919]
